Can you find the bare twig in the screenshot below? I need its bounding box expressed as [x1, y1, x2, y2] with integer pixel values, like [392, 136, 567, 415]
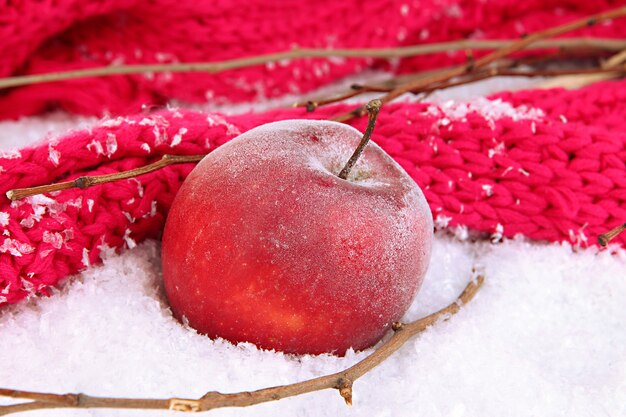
[0, 274, 484, 415]
[539, 44, 626, 89]
[338, 99, 382, 179]
[598, 223, 626, 246]
[303, 62, 626, 110]
[0, 38, 624, 90]
[331, 6, 626, 122]
[5, 154, 206, 201]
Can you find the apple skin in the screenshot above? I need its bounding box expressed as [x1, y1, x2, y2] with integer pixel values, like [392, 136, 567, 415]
[161, 120, 433, 355]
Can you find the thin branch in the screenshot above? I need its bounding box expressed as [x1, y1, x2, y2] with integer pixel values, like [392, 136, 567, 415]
[538, 44, 626, 89]
[0, 274, 484, 415]
[598, 222, 626, 246]
[7, 63, 624, 202]
[304, 62, 626, 110]
[5, 154, 205, 201]
[331, 6, 626, 122]
[338, 99, 382, 180]
[0, 38, 624, 90]
[394, 65, 626, 93]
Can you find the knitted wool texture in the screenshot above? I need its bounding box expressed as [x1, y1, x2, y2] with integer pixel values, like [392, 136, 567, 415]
[1, 0, 626, 305]
[1, 80, 626, 305]
[2, 0, 626, 118]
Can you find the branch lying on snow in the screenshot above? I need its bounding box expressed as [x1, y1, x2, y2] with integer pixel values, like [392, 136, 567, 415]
[0, 274, 484, 415]
[0, 38, 624, 90]
[330, 5, 626, 122]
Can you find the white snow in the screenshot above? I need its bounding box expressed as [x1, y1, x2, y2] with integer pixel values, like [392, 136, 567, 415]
[0, 77, 625, 417]
[425, 97, 545, 131]
[0, 237, 624, 417]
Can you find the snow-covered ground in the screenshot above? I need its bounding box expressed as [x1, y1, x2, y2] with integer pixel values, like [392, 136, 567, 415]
[1, 76, 625, 417]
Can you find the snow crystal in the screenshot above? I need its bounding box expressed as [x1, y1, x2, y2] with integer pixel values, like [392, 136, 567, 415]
[0, 149, 21, 159]
[106, 133, 118, 157]
[139, 117, 158, 127]
[123, 228, 137, 249]
[170, 127, 187, 147]
[434, 214, 452, 229]
[453, 224, 469, 240]
[488, 142, 505, 158]
[48, 142, 60, 166]
[129, 178, 144, 197]
[144, 200, 158, 218]
[153, 125, 167, 145]
[0, 212, 8, 227]
[569, 226, 589, 247]
[0, 237, 34, 256]
[87, 138, 105, 156]
[491, 223, 504, 243]
[427, 98, 544, 129]
[206, 114, 241, 136]
[97, 239, 117, 260]
[82, 248, 90, 268]
[42, 231, 65, 249]
[100, 117, 125, 127]
[122, 211, 135, 223]
[18, 195, 82, 228]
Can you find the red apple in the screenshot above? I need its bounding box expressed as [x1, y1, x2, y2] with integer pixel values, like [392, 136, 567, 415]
[161, 117, 433, 355]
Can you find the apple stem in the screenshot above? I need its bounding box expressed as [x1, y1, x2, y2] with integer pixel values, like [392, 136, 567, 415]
[337, 99, 382, 180]
[598, 222, 626, 246]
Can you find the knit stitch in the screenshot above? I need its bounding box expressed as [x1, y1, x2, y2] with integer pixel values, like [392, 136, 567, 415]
[1, 78, 625, 305]
[1, 0, 626, 120]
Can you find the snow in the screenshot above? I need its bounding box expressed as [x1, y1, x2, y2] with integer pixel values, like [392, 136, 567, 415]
[1, 238, 625, 417]
[0, 76, 625, 417]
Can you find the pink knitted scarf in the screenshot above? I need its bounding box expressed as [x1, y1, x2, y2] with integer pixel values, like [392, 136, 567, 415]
[2, 0, 626, 118]
[1, 0, 625, 305]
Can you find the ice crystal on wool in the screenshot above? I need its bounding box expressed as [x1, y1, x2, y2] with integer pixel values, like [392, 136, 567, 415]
[427, 97, 544, 129]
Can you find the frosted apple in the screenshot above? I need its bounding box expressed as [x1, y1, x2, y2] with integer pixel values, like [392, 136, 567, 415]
[162, 109, 433, 355]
